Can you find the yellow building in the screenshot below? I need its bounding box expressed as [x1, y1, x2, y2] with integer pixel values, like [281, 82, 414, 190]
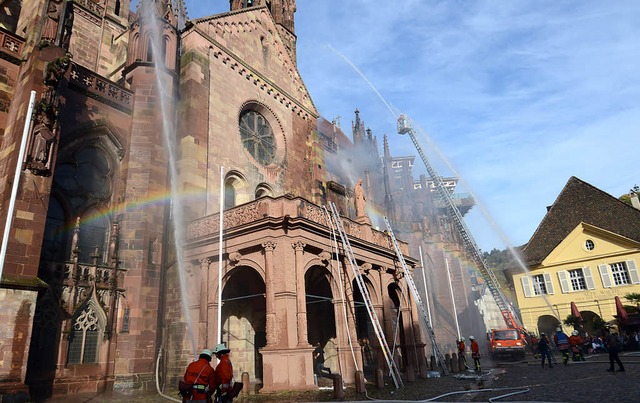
[512, 177, 640, 336]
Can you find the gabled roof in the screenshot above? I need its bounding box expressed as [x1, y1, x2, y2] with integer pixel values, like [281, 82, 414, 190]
[185, 6, 318, 116]
[523, 176, 640, 266]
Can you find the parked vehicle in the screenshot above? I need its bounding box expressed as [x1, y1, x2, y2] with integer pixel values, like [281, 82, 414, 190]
[489, 328, 526, 360]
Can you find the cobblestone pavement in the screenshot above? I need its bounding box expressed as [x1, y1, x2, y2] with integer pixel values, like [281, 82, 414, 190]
[43, 351, 639, 402]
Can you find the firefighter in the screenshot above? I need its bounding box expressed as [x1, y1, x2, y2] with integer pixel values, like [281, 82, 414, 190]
[469, 335, 481, 372]
[182, 349, 216, 403]
[538, 332, 554, 368]
[554, 327, 570, 365]
[457, 337, 469, 369]
[569, 330, 584, 361]
[212, 343, 234, 403]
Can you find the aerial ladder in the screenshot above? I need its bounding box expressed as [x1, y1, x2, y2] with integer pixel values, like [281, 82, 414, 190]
[383, 216, 450, 375]
[396, 114, 523, 331]
[326, 202, 404, 388]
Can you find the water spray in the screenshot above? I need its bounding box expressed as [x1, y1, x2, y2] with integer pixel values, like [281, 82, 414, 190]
[142, 2, 197, 359]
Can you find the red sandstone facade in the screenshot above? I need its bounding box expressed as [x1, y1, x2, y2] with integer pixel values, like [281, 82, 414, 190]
[0, 1, 483, 400]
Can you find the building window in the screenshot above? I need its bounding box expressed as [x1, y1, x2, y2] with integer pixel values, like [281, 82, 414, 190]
[558, 267, 595, 293]
[599, 260, 640, 288]
[68, 305, 100, 364]
[532, 275, 547, 295]
[611, 262, 631, 286]
[521, 273, 554, 297]
[584, 239, 595, 251]
[224, 180, 236, 209]
[255, 184, 273, 199]
[568, 269, 587, 291]
[239, 110, 276, 166]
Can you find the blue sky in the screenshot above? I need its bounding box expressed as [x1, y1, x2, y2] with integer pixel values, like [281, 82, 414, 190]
[166, 1, 639, 252]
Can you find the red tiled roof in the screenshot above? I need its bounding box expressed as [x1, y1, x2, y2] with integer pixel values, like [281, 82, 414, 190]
[522, 176, 640, 266]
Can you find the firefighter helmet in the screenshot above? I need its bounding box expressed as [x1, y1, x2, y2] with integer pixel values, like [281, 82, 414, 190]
[212, 343, 230, 355]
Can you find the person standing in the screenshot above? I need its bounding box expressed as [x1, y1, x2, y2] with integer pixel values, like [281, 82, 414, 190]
[606, 326, 625, 372]
[213, 343, 234, 402]
[313, 343, 332, 377]
[568, 330, 584, 361]
[554, 327, 570, 365]
[457, 337, 469, 369]
[182, 349, 216, 403]
[469, 336, 481, 372]
[538, 333, 554, 368]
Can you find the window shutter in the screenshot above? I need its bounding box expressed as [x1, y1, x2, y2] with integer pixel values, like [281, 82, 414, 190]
[583, 267, 596, 290]
[521, 276, 532, 298]
[557, 271, 570, 293]
[598, 264, 612, 288]
[627, 260, 640, 284]
[543, 272, 554, 295]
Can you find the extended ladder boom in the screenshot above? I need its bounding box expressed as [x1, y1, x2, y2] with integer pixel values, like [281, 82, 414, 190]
[397, 115, 521, 330]
[327, 203, 404, 388]
[383, 217, 449, 375]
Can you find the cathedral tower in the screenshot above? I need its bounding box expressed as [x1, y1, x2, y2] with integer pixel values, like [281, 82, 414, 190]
[229, 0, 297, 61]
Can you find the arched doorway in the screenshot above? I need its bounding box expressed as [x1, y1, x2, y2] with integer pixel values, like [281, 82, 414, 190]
[305, 266, 337, 371]
[580, 310, 604, 336]
[537, 315, 560, 337]
[221, 266, 266, 383]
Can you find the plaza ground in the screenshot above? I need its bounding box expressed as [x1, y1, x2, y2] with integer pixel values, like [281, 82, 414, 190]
[44, 351, 639, 402]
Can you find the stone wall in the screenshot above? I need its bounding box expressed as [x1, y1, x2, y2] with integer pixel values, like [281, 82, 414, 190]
[0, 289, 37, 394]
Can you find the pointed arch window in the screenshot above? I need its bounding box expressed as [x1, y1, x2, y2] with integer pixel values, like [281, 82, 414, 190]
[54, 146, 113, 263]
[146, 37, 153, 62]
[67, 305, 101, 364]
[115, 0, 121, 16]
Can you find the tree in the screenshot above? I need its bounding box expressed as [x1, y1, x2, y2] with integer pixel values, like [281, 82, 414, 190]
[624, 293, 640, 313]
[591, 317, 607, 336]
[619, 185, 639, 206]
[624, 292, 640, 306]
[563, 314, 582, 330]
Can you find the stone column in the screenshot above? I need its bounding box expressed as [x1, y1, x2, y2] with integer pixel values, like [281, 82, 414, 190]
[262, 241, 277, 346]
[293, 241, 308, 346]
[401, 307, 417, 373]
[199, 258, 211, 349]
[346, 258, 362, 351]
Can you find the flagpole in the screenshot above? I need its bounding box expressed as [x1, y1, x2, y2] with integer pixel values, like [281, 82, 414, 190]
[217, 166, 224, 345]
